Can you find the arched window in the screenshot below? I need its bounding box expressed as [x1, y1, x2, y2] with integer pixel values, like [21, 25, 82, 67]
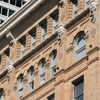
[75, 33, 86, 61]
[39, 59, 45, 85]
[28, 67, 34, 93]
[0, 89, 4, 100]
[50, 51, 57, 78]
[17, 75, 23, 100]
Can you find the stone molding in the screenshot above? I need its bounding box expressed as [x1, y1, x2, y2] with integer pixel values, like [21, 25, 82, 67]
[66, 45, 74, 54]
[64, 7, 90, 29]
[23, 76, 28, 84]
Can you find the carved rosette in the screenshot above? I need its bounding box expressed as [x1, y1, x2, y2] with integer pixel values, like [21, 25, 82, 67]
[90, 27, 96, 37]
[58, 51, 63, 60]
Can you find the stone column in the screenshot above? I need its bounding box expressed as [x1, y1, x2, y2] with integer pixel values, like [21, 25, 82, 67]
[25, 33, 31, 53]
[36, 24, 42, 45]
[23, 76, 28, 96]
[77, 0, 84, 14]
[16, 41, 21, 59]
[1, 52, 6, 72]
[33, 63, 39, 89]
[46, 16, 53, 36]
[44, 60, 50, 81]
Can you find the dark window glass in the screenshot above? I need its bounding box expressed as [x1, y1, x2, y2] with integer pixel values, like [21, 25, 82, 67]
[16, 0, 21, 7]
[10, 0, 15, 5]
[22, 1, 26, 5]
[3, 0, 9, 3]
[0, 6, 1, 14]
[2, 7, 7, 16]
[47, 94, 54, 100]
[9, 10, 14, 16]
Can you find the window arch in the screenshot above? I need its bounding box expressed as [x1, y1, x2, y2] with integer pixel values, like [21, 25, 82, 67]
[17, 75, 23, 100]
[28, 67, 34, 93]
[75, 32, 86, 61]
[50, 51, 57, 78]
[39, 59, 45, 85]
[0, 89, 4, 100]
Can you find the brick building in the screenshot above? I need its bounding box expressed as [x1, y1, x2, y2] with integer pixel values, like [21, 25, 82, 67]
[0, 0, 99, 100]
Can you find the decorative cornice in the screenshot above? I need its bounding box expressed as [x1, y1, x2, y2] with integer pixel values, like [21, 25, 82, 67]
[64, 7, 90, 29]
[13, 31, 57, 67]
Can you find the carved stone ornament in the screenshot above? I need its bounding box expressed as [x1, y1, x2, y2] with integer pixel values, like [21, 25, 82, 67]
[90, 0, 98, 17]
[13, 83, 17, 91]
[6, 32, 15, 44]
[58, 51, 63, 60]
[7, 62, 13, 81]
[91, 27, 96, 37]
[7, 89, 10, 96]
[57, 23, 65, 45]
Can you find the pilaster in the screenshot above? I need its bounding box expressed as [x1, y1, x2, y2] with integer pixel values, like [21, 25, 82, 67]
[25, 33, 31, 53]
[23, 76, 28, 96]
[77, 0, 85, 14]
[46, 16, 53, 37]
[44, 60, 50, 81]
[33, 63, 39, 89]
[1, 52, 6, 72]
[36, 24, 42, 45]
[16, 41, 21, 59]
[67, 0, 73, 22]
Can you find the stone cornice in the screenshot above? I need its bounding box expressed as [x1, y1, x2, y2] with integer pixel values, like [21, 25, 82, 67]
[0, 0, 49, 39]
[64, 7, 90, 29]
[13, 31, 58, 67]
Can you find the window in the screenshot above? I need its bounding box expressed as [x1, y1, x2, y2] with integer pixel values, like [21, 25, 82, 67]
[0, 89, 4, 100]
[28, 67, 34, 93]
[9, 10, 15, 17]
[29, 28, 36, 50]
[5, 48, 10, 68]
[72, 0, 77, 18]
[85, 0, 90, 9]
[75, 33, 85, 61]
[40, 19, 47, 42]
[72, 76, 84, 100]
[39, 60, 45, 85]
[50, 51, 57, 78]
[51, 10, 58, 33]
[19, 36, 26, 57]
[17, 75, 23, 100]
[0, 19, 4, 24]
[47, 93, 55, 100]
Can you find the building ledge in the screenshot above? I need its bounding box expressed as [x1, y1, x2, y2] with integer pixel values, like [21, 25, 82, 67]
[64, 7, 90, 29]
[0, 69, 7, 78]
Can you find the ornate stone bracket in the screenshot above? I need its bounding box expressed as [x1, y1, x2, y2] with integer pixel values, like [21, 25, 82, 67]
[57, 23, 65, 45]
[90, 0, 98, 23]
[33, 68, 38, 76]
[6, 31, 15, 45]
[22, 76, 28, 84]
[7, 62, 13, 81]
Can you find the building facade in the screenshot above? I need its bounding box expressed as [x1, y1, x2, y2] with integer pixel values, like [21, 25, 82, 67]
[0, 0, 100, 100]
[0, 0, 27, 24]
